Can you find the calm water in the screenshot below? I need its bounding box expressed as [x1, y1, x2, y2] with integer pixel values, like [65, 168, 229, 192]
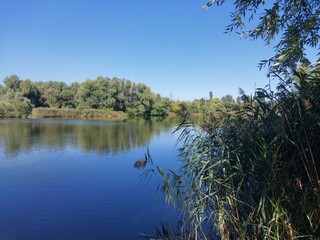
[0, 119, 180, 240]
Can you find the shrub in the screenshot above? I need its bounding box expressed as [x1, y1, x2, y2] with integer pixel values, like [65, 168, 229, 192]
[80, 109, 107, 119]
[107, 111, 126, 121]
[0, 97, 33, 118]
[31, 108, 79, 118]
[0, 101, 15, 118]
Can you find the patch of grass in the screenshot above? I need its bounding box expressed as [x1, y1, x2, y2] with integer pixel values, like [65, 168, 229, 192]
[31, 107, 126, 121]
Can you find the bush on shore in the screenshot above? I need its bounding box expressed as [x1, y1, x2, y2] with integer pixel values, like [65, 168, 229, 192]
[0, 98, 33, 119]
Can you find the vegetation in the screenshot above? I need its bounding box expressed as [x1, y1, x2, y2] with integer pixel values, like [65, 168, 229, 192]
[0, 76, 172, 119]
[30, 107, 126, 120]
[147, 65, 320, 239]
[204, 0, 320, 74]
[143, 0, 320, 239]
[2, 0, 319, 238]
[0, 75, 242, 120]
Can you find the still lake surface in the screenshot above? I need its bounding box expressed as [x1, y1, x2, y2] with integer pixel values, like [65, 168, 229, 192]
[0, 119, 180, 240]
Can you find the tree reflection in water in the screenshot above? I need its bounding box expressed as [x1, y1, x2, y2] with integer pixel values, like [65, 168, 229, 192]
[0, 118, 172, 156]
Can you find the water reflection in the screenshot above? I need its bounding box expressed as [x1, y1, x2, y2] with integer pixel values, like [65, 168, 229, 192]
[0, 118, 179, 240]
[0, 118, 173, 156]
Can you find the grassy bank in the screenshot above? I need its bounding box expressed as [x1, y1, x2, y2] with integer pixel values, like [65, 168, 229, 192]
[31, 108, 126, 121]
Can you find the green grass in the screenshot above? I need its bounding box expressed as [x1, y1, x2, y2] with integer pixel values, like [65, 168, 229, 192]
[31, 107, 127, 121]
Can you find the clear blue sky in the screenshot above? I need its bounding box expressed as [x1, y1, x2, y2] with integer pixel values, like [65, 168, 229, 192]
[0, 0, 275, 101]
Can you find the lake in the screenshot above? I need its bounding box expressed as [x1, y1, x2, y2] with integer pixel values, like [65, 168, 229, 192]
[0, 119, 180, 240]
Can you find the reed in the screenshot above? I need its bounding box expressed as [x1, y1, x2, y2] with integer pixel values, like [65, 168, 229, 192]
[31, 107, 126, 121]
[146, 66, 320, 239]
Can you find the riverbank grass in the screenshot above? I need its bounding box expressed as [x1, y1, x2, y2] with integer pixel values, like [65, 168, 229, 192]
[31, 107, 126, 121]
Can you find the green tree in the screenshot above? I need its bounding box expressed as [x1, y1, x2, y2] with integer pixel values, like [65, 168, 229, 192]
[220, 94, 236, 110]
[75, 79, 101, 109]
[190, 99, 202, 114]
[123, 79, 133, 109]
[151, 97, 172, 116]
[0, 85, 5, 97]
[20, 79, 41, 107]
[0, 90, 33, 117]
[108, 78, 126, 111]
[70, 81, 80, 95]
[59, 89, 75, 108]
[3, 75, 21, 91]
[128, 83, 156, 116]
[0, 74, 173, 118]
[209, 91, 213, 100]
[43, 88, 60, 108]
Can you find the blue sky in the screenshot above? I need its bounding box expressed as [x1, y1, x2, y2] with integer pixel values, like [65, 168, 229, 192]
[0, 0, 275, 100]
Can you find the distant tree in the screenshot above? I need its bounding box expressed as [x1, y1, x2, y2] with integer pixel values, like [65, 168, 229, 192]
[46, 81, 68, 92]
[75, 80, 100, 109]
[190, 99, 202, 114]
[151, 97, 172, 116]
[3, 75, 21, 91]
[129, 83, 155, 116]
[123, 79, 133, 109]
[59, 90, 75, 108]
[236, 96, 241, 104]
[108, 78, 126, 111]
[20, 79, 41, 107]
[221, 94, 236, 110]
[0, 75, 174, 117]
[209, 91, 213, 100]
[0, 89, 33, 117]
[0, 85, 5, 97]
[13, 93, 33, 116]
[70, 82, 80, 94]
[171, 101, 191, 118]
[43, 88, 60, 108]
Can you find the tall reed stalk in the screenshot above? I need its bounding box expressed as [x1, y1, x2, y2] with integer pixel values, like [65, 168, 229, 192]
[146, 65, 320, 239]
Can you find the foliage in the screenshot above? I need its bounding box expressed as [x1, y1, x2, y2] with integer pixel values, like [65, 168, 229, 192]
[0, 101, 16, 118]
[143, 2, 320, 238]
[146, 66, 320, 239]
[3, 75, 21, 91]
[174, 95, 241, 124]
[20, 79, 41, 107]
[31, 108, 80, 119]
[151, 97, 172, 116]
[0, 74, 243, 119]
[0, 87, 33, 118]
[0, 75, 178, 118]
[204, 0, 320, 74]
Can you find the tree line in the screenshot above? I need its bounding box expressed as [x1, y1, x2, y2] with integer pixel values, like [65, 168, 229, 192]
[0, 75, 171, 118]
[0, 74, 242, 119]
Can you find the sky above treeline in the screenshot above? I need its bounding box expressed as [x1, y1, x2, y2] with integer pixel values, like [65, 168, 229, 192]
[0, 0, 276, 101]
